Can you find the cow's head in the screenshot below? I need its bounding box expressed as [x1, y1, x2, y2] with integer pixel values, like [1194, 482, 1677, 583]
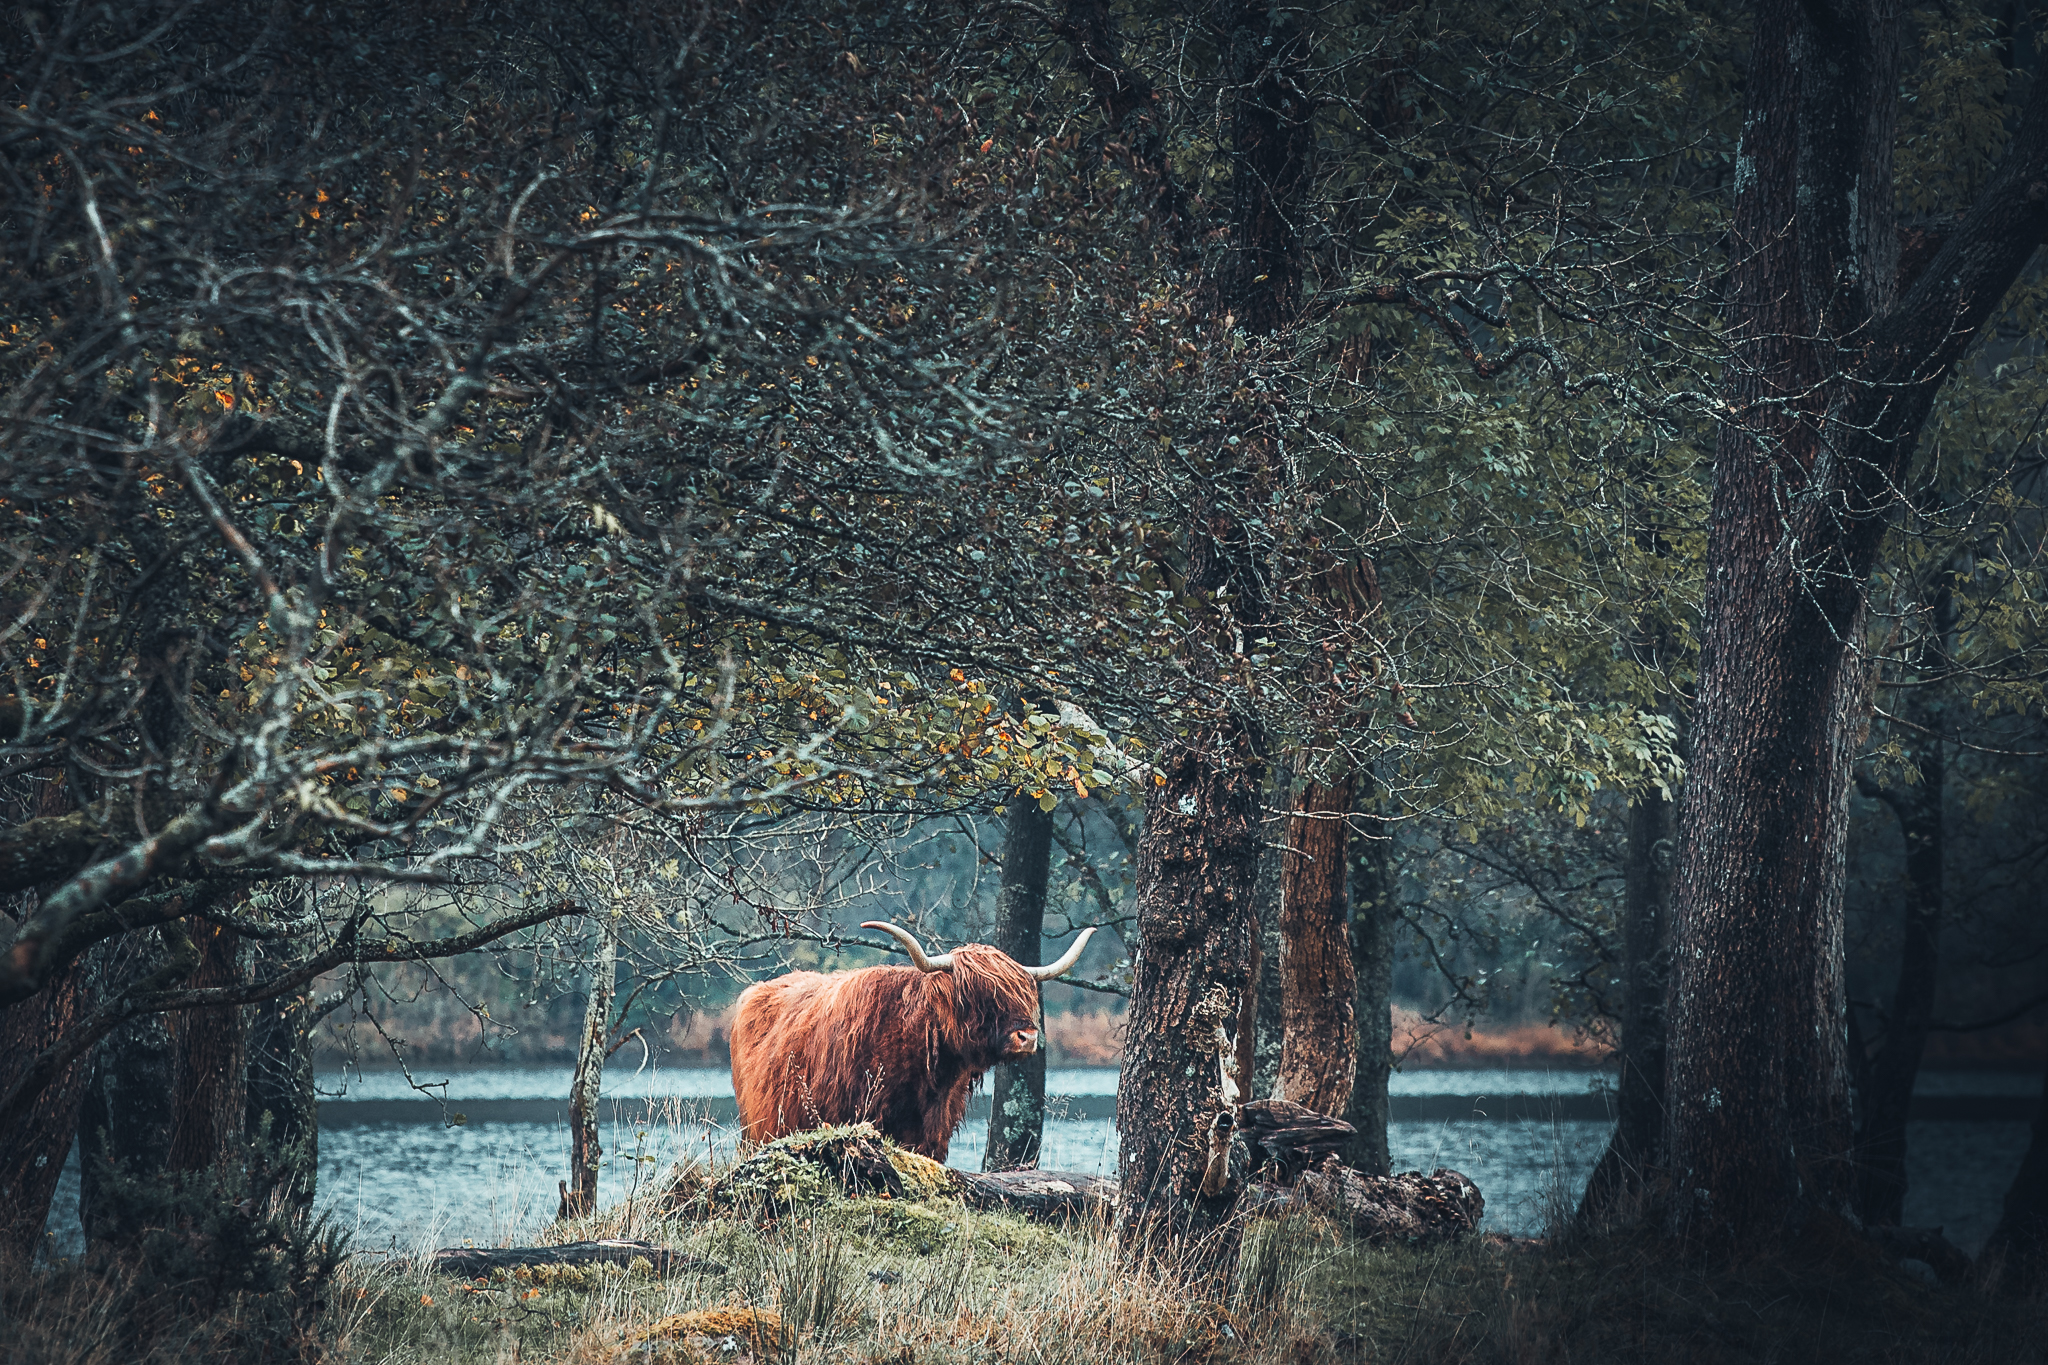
[861, 920, 1096, 1064]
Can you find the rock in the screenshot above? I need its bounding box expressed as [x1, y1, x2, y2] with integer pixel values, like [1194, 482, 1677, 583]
[1897, 1258, 1940, 1285]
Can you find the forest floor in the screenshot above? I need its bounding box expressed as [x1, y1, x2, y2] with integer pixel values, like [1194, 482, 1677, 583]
[327, 1184, 2047, 1365]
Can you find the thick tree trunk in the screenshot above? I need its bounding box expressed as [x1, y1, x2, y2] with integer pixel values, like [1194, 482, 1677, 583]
[562, 910, 618, 1220]
[1116, 727, 1264, 1248]
[1251, 766, 1289, 1100]
[79, 935, 178, 1242]
[246, 928, 319, 1214]
[0, 955, 91, 1255]
[0, 778, 91, 1256]
[1983, 1060, 2048, 1297]
[1855, 585, 1953, 1226]
[1278, 776, 1355, 1116]
[1662, 0, 2048, 1247]
[1579, 783, 1674, 1227]
[1664, 524, 1868, 1239]
[986, 792, 1054, 1172]
[166, 920, 246, 1174]
[1854, 754, 1943, 1226]
[1340, 799, 1393, 1174]
[1116, 0, 1309, 1264]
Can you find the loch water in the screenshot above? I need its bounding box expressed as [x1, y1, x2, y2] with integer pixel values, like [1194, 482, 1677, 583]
[46, 1066, 2036, 1258]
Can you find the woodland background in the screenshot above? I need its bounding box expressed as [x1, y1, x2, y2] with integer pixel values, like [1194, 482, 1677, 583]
[3, 0, 2048, 1358]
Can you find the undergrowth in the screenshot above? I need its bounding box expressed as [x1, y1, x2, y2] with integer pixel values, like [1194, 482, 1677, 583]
[10, 1133, 2042, 1364]
[331, 1145, 2047, 1365]
[2, 1135, 347, 1365]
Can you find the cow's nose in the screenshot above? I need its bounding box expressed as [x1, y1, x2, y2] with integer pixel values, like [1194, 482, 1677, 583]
[1013, 1027, 1039, 1054]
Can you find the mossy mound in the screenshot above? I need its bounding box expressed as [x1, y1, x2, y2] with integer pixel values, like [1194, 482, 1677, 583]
[663, 1123, 965, 1223]
[830, 1197, 961, 1253]
[885, 1145, 954, 1201]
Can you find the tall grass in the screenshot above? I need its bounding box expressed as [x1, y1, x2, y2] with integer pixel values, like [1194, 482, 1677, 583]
[19, 1112, 2041, 1365]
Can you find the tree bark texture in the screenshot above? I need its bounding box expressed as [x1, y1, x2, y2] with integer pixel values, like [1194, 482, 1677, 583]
[0, 955, 90, 1255]
[1117, 0, 1309, 1260]
[0, 776, 91, 1256]
[1983, 1060, 2048, 1297]
[246, 931, 319, 1214]
[1341, 798, 1393, 1174]
[1854, 750, 1943, 1226]
[1278, 777, 1356, 1117]
[1579, 784, 1674, 1227]
[1116, 728, 1265, 1247]
[1663, 1, 2048, 1246]
[986, 791, 1054, 1172]
[562, 909, 618, 1219]
[166, 919, 246, 1174]
[1854, 583, 1953, 1226]
[79, 938, 178, 1242]
[1251, 767, 1289, 1100]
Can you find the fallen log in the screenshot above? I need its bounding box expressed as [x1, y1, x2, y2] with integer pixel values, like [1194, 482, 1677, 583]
[1244, 1165, 1484, 1245]
[950, 1169, 1116, 1221]
[429, 1239, 727, 1279]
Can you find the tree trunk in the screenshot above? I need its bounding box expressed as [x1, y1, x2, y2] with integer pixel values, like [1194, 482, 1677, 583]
[1341, 795, 1393, 1174]
[562, 910, 618, 1220]
[1854, 583, 1953, 1226]
[1853, 757, 1943, 1226]
[246, 923, 319, 1215]
[1579, 782, 1674, 1227]
[985, 791, 1054, 1172]
[166, 919, 246, 1174]
[1116, 0, 1311, 1264]
[1982, 1060, 2048, 1297]
[1278, 776, 1355, 1116]
[79, 935, 178, 1243]
[0, 955, 91, 1256]
[1662, 1, 2048, 1247]
[0, 778, 91, 1257]
[1251, 766, 1289, 1101]
[1116, 726, 1265, 1248]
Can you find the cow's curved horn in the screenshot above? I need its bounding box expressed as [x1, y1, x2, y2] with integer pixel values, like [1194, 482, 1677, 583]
[861, 921, 955, 973]
[1025, 927, 1097, 982]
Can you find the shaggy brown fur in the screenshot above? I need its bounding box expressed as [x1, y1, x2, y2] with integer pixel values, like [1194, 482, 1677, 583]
[730, 944, 1043, 1160]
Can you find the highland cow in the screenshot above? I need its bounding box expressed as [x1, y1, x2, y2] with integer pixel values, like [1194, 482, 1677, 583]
[730, 921, 1096, 1160]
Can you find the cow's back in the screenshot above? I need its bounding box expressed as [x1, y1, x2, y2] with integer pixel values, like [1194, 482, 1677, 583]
[730, 972, 836, 1142]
